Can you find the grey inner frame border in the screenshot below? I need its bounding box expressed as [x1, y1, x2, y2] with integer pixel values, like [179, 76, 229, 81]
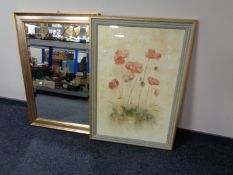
[91, 18, 193, 149]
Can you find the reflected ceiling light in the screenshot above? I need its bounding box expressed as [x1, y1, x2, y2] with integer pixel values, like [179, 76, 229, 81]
[114, 34, 125, 38]
[109, 25, 119, 28]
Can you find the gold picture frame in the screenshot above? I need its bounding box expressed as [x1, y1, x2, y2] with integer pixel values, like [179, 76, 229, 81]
[14, 12, 100, 134]
[90, 16, 197, 149]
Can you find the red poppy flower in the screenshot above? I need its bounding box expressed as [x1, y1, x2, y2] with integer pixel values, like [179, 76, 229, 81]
[148, 76, 160, 85]
[114, 56, 125, 64]
[125, 61, 143, 73]
[108, 78, 119, 90]
[145, 49, 162, 59]
[114, 48, 129, 64]
[123, 72, 134, 82]
[125, 61, 133, 70]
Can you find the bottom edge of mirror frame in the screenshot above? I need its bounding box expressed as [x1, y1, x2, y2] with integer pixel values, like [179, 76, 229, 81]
[30, 118, 90, 134]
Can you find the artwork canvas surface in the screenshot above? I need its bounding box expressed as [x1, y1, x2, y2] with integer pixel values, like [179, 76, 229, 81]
[91, 17, 196, 149]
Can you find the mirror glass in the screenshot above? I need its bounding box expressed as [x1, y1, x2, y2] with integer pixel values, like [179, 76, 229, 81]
[25, 21, 90, 124]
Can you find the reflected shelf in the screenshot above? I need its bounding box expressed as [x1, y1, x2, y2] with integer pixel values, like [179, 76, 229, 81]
[27, 39, 89, 50]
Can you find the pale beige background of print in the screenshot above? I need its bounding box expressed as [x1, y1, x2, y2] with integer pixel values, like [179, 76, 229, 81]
[96, 25, 185, 143]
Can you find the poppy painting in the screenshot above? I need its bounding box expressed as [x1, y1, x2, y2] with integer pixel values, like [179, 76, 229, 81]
[90, 17, 197, 149]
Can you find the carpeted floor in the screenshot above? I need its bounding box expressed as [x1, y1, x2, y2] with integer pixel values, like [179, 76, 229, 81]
[0, 100, 233, 175]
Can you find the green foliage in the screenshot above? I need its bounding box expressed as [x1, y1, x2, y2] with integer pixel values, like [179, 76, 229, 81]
[110, 105, 156, 124]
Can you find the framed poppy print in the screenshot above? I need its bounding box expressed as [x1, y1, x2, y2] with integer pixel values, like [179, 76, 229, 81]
[90, 16, 197, 149]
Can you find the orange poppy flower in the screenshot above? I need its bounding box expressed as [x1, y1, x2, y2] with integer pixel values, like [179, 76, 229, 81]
[145, 49, 162, 59]
[148, 76, 160, 85]
[114, 48, 129, 64]
[123, 72, 134, 82]
[108, 79, 119, 90]
[125, 61, 143, 74]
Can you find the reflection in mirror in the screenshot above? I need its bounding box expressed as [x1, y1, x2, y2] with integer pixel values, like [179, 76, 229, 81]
[26, 22, 89, 124]
[14, 13, 99, 134]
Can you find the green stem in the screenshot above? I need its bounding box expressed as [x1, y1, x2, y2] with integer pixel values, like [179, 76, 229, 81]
[137, 59, 149, 110]
[137, 87, 143, 110]
[150, 87, 153, 106]
[142, 59, 149, 81]
[127, 76, 138, 105]
[121, 65, 123, 99]
[118, 65, 123, 100]
[146, 86, 150, 106]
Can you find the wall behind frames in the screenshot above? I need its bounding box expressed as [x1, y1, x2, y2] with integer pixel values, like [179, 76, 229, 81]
[0, 0, 233, 138]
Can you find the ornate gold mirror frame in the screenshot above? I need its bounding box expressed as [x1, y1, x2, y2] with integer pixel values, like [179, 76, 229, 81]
[14, 12, 99, 134]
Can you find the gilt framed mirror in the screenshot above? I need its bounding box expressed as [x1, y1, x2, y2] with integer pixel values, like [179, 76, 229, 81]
[14, 12, 100, 134]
